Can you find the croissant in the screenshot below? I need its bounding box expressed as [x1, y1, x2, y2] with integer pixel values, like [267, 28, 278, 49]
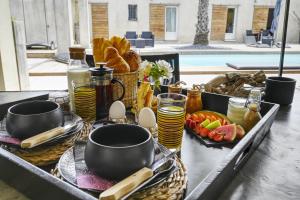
[110, 36, 122, 47]
[104, 46, 119, 61]
[93, 38, 112, 63]
[110, 36, 130, 56]
[123, 50, 141, 72]
[104, 47, 130, 73]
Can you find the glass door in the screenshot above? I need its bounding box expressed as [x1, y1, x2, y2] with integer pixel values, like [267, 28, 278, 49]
[165, 6, 177, 40]
[225, 7, 237, 41]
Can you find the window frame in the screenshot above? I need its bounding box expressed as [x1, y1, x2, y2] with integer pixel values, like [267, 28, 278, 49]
[128, 4, 138, 21]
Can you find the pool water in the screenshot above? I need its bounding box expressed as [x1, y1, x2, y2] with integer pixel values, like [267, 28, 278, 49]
[180, 54, 300, 67]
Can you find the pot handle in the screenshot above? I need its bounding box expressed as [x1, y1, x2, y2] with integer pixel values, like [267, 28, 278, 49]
[111, 78, 125, 101]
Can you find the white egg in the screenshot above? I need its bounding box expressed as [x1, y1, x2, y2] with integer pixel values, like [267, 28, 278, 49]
[109, 101, 126, 119]
[138, 107, 156, 128]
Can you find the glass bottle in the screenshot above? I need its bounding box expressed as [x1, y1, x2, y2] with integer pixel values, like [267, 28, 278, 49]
[67, 47, 91, 111]
[186, 84, 203, 114]
[243, 89, 262, 132]
[227, 97, 247, 127]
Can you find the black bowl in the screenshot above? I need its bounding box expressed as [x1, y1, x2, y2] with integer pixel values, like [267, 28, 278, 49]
[85, 124, 155, 180]
[6, 100, 64, 139]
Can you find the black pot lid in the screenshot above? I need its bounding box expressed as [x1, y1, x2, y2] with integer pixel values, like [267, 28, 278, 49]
[90, 62, 113, 76]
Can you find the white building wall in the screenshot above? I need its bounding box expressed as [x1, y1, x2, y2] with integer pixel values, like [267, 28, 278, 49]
[89, 0, 300, 43]
[276, 0, 300, 43]
[89, 0, 198, 43]
[209, 0, 257, 42]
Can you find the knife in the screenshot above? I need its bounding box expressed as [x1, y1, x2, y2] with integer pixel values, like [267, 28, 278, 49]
[99, 150, 177, 200]
[20, 123, 77, 148]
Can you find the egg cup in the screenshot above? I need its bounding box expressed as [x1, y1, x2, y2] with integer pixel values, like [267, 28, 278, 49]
[108, 116, 127, 124]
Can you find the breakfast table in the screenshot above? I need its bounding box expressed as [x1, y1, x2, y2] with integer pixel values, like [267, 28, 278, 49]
[0, 87, 299, 200]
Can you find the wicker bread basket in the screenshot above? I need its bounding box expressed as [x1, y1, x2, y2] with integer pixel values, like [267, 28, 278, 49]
[113, 71, 138, 108]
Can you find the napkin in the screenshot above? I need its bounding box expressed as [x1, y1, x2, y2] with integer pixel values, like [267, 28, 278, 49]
[0, 131, 21, 145]
[73, 141, 115, 191]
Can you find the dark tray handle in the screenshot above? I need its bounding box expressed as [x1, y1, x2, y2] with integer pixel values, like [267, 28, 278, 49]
[233, 141, 253, 171]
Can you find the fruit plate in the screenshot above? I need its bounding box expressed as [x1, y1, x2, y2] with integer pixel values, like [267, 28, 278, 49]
[184, 125, 237, 147]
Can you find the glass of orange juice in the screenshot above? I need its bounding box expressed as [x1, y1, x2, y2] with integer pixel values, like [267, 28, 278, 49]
[157, 93, 187, 151]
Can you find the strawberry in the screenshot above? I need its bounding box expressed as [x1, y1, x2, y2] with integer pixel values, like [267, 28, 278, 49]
[191, 114, 199, 121]
[186, 119, 192, 127]
[195, 125, 202, 135]
[190, 121, 197, 129]
[200, 127, 210, 137]
[208, 131, 216, 139]
[210, 115, 217, 122]
[213, 134, 224, 142]
[186, 113, 191, 120]
[199, 113, 205, 119]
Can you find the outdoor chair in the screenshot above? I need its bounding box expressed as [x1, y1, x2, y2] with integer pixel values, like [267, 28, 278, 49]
[244, 33, 257, 46]
[125, 31, 138, 46]
[246, 30, 255, 36]
[136, 39, 146, 48]
[244, 30, 257, 46]
[262, 30, 270, 36]
[141, 31, 155, 47]
[262, 37, 273, 46]
[245, 36, 257, 46]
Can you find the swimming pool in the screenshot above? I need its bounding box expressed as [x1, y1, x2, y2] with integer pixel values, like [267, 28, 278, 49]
[179, 53, 300, 67]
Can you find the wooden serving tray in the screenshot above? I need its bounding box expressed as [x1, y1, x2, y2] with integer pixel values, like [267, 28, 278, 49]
[0, 90, 279, 200]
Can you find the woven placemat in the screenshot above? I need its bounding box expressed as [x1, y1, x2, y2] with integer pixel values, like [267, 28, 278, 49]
[51, 156, 187, 200]
[2, 123, 91, 167]
[129, 157, 187, 200]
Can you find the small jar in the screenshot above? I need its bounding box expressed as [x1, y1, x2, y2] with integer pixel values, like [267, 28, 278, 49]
[168, 81, 186, 94]
[243, 89, 262, 132]
[186, 84, 203, 114]
[227, 97, 247, 127]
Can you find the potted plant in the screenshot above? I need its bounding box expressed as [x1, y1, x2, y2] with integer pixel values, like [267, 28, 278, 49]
[138, 60, 173, 92]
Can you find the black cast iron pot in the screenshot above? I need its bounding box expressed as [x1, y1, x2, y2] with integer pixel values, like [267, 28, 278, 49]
[85, 124, 155, 180]
[6, 100, 64, 139]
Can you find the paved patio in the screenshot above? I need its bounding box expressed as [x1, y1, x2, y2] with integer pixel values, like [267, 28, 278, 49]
[135, 43, 300, 55]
